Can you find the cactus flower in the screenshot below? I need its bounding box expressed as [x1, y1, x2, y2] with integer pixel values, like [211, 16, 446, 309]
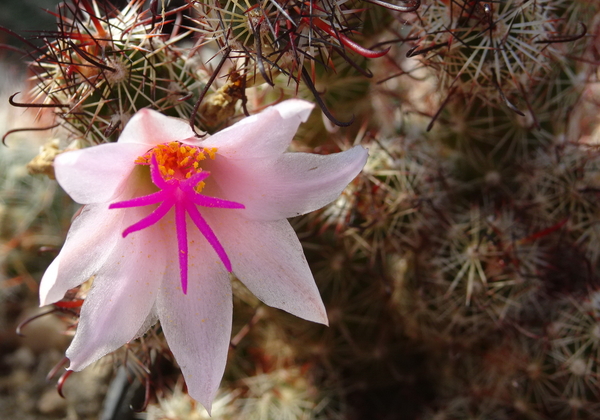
[39, 99, 368, 411]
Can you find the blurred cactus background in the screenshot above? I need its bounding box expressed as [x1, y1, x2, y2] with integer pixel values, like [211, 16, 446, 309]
[1, 0, 600, 419]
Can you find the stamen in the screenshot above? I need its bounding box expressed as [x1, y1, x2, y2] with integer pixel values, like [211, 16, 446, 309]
[150, 154, 171, 190]
[110, 142, 245, 294]
[135, 141, 216, 182]
[206, 148, 217, 160]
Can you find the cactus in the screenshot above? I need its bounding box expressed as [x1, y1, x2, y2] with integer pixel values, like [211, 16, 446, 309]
[28, 0, 206, 144]
[2, 0, 600, 419]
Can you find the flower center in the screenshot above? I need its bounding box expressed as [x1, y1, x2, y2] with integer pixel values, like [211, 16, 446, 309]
[109, 141, 244, 294]
[135, 141, 218, 191]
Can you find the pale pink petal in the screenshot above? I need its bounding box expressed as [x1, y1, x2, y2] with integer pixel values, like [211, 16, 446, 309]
[119, 108, 197, 146]
[66, 213, 174, 371]
[133, 306, 159, 340]
[205, 209, 328, 324]
[156, 230, 232, 414]
[39, 204, 124, 306]
[55, 142, 150, 204]
[202, 146, 367, 221]
[269, 99, 315, 121]
[199, 99, 314, 159]
[40, 179, 160, 306]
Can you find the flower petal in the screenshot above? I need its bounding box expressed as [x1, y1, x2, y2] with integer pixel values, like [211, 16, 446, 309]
[66, 216, 172, 371]
[55, 143, 150, 204]
[156, 230, 232, 414]
[39, 204, 124, 306]
[203, 146, 368, 221]
[134, 305, 159, 340]
[206, 210, 328, 324]
[119, 108, 197, 146]
[40, 175, 160, 306]
[199, 99, 314, 159]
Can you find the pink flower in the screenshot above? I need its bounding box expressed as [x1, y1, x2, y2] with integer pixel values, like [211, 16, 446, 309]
[39, 99, 368, 411]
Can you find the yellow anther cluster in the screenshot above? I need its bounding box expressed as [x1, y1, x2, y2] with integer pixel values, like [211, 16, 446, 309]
[135, 142, 218, 183]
